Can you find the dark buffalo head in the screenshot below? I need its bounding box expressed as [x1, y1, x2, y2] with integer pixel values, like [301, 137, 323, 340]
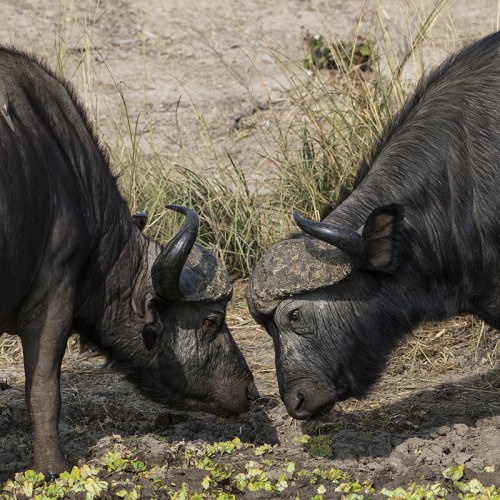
[247, 205, 405, 419]
[124, 205, 258, 416]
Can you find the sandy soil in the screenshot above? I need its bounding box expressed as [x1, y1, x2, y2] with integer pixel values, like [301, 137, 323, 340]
[0, 0, 499, 495]
[1, 0, 499, 177]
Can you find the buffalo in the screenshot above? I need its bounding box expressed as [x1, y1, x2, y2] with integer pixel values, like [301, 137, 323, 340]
[247, 31, 500, 419]
[0, 46, 258, 476]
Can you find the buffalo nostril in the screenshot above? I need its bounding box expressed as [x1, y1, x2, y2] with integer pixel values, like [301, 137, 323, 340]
[295, 392, 305, 412]
[246, 382, 260, 402]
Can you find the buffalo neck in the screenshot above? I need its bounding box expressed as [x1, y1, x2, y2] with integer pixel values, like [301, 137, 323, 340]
[330, 42, 500, 320]
[74, 204, 158, 362]
[327, 174, 470, 324]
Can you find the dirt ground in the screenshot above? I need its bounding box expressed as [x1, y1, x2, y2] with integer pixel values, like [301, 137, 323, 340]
[1, 299, 499, 492]
[0, 0, 500, 495]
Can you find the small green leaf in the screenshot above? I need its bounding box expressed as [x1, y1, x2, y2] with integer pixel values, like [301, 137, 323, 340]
[382, 486, 409, 497]
[254, 443, 275, 456]
[443, 464, 464, 481]
[467, 479, 484, 494]
[201, 475, 212, 490]
[131, 460, 146, 472]
[358, 45, 371, 56]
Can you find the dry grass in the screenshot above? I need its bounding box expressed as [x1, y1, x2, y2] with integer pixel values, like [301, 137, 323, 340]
[337, 316, 500, 417]
[0, 335, 22, 365]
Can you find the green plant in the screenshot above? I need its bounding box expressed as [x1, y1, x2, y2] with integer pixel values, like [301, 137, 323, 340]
[304, 33, 375, 72]
[298, 435, 333, 459]
[1, 465, 108, 499]
[102, 452, 146, 473]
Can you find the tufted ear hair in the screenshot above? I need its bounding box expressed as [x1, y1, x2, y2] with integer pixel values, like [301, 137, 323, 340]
[360, 204, 405, 273]
[142, 324, 159, 350]
[132, 212, 148, 232]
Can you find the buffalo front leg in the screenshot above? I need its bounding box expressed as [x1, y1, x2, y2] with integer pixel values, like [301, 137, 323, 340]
[19, 284, 75, 477]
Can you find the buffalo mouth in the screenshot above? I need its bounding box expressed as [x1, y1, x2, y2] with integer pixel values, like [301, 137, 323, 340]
[294, 397, 337, 420]
[159, 379, 259, 418]
[281, 383, 338, 420]
[281, 371, 351, 420]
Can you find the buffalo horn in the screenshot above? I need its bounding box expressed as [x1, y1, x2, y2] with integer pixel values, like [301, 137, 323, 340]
[293, 211, 366, 264]
[151, 205, 199, 301]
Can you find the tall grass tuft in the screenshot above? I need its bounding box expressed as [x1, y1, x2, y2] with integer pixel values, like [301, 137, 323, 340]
[269, 0, 448, 222]
[161, 160, 265, 280]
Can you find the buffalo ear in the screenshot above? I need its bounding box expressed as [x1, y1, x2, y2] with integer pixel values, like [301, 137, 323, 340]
[142, 324, 159, 350]
[141, 297, 166, 350]
[132, 212, 148, 232]
[360, 204, 404, 273]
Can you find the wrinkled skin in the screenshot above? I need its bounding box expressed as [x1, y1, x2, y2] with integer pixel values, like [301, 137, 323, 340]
[248, 32, 500, 419]
[152, 301, 256, 415]
[0, 46, 257, 476]
[251, 212, 412, 419]
[76, 230, 259, 423]
[90, 258, 259, 423]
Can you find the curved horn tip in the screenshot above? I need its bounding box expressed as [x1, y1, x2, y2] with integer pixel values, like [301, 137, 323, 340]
[291, 209, 366, 262]
[293, 209, 305, 225]
[165, 205, 199, 227]
[165, 204, 187, 215]
[293, 209, 314, 232]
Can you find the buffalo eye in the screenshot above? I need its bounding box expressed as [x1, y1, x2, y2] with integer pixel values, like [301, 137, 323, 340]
[288, 309, 301, 323]
[202, 315, 220, 336]
[286, 307, 312, 335]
